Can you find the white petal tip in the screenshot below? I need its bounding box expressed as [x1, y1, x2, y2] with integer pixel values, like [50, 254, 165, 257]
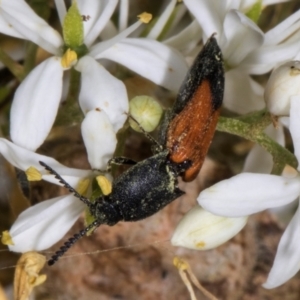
[171, 206, 248, 250]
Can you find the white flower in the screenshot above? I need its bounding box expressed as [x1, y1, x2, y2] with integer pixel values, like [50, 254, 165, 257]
[0, 0, 188, 151]
[171, 206, 248, 250]
[0, 108, 115, 252]
[197, 97, 300, 288]
[183, 0, 300, 114]
[265, 61, 300, 116]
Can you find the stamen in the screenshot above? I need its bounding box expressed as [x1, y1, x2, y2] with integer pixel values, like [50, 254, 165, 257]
[77, 178, 90, 195]
[61, 49, 78, 68]
[137, 12, 152, 24]
[1, 230, 14, 245]
[174, 257, 218, 300]
[25, 167, 42, 181]
[96, 175, 112, 195]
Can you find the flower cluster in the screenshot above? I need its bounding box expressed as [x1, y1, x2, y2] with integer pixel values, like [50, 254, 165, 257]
[1, 0, 300, 294]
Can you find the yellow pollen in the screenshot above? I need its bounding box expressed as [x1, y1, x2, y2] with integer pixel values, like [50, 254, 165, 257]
[137, 12, 152, 24]
[173, 256, 188, 271]
[61, 48, 78, 68]
[1, 230, 14, 245]
[196, 241, 206, 248]
[77, 178, 90, 195]
[96, 175, 112, 195]
[25, 166, 42, 181]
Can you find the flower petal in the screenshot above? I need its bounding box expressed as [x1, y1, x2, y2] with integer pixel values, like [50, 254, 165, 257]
[198, 173, 300, 217]
[81, 109, 117, 170]
[147, 0, 177, 40]
[221, 10, 264, 67]
[54, 0, 67, 26]
[90, 19, 145, 55]
[183, 0, 223, 38]
[10, 57, 64, 151]
[289, 96, 300, 165]
[93, 38, 188, 92]
[164, 20, 202, 55]
[264, 8, 300, 46]
[9, 195, 84, 252]
[118, 0, 129, 32]
[0, 138, 60, 171]
[243, 42, 300, 74]
[42, 174, 88, 188]
[263, 0, 291, 4]
[171, 205, 248, 250]
[263, 199, 300, 289]
[76, 56, 128, 132]
[224, 69, 264, 114]
[0, 15, 23, 38]
[0, 138, 90, 179]
[78, 0, 118, 46]
[264, 61, 300, 116]
[0, 0, 63, 54]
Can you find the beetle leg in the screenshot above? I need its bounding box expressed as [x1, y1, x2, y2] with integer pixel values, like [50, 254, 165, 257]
[108, 157, 137, 166]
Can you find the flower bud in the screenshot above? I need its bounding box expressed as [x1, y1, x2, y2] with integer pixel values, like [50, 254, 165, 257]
[129, 96, 163, 132]
[171, 206, 248, 250]
[265, 61, 300, 116]
[63, 1, 83, 48]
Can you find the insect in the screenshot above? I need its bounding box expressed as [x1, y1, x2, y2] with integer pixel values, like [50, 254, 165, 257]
[41, 35, 224, 265]
[161, 35, 224, 181]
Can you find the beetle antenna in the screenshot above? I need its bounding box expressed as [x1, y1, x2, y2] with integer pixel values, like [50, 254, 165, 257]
[48, 220, 100, 266]
[39, 161, 93, 208]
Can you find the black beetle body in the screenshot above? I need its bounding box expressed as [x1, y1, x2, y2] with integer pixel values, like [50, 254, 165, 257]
[104, 150, 184, 222]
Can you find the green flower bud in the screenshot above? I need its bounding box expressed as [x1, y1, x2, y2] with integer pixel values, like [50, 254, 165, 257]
[63, 1, 84, 48]
[129, 96, 163, 132]
[245, 0, 262, 23]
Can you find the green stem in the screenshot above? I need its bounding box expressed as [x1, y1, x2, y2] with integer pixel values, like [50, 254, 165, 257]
[23, 0, 51, 75]
[217, 115, 298, 175]
[68, 68, 81, 102]
[0, 49, 24, 81]
[110, 124, 130, 177]
[23, 42, 38, 76]
[55, 69, 83, 126]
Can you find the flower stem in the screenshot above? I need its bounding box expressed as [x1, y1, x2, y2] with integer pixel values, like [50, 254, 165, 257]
[23, 42, 38, 76]
[23, 0, 51, 75]
[55, 69, 83, 126]
[0, 49, 24, 81]
[217, 111, 298, 175]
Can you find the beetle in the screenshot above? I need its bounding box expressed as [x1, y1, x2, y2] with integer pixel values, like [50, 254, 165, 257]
[161, 35, 224, 181]
[41, 35, 224, 265]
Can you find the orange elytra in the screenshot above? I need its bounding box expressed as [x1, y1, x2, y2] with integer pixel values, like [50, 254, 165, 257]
[165, 35, 224, 182]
